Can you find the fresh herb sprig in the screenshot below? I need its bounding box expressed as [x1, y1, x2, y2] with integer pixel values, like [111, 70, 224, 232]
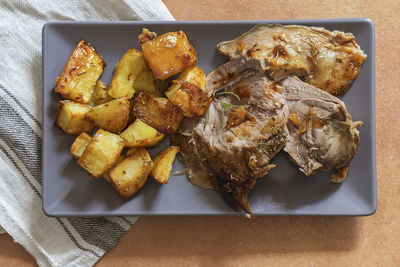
[214, 91, 241, 101]
[211, 91, 250, 128]
[213, 91, 250, 112]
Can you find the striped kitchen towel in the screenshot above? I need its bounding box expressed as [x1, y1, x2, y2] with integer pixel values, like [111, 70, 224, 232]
[0, 0, 174, 266]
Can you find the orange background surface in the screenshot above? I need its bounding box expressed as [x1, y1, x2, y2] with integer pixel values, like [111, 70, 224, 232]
[1, 0, 399, 266]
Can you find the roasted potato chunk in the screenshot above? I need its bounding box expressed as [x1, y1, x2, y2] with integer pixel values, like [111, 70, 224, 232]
[150, 146, 180, 184]
[102, 156, 126, 183]
[139, 28, 198, 80]
[92, 80, 113, 106]
[70, 133, 91, 158]
[132, 91, 184, 133]
[133, 65, 163, 97]
[77, 129, 126, 178]
[55, 40, 105, 104]
[108, 48, 146, 98]
[109, 147, 153, 199]
[155, 78, 172, 92]
[165, 80, 212, 117]
[55, 100, 94, 135]
[102, 172, 112, 183]
[86, 96, 130, 133]
[120, 118, 165, 147]
[177, 66, 206, 90]
[70, 132, 114, 183]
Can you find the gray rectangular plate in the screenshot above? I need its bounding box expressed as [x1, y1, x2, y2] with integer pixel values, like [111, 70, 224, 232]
[43, 19, 376, 216]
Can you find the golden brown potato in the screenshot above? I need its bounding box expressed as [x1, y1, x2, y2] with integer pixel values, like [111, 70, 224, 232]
[55, 100, 94, 135]
[109, 147, 153, 199]
[139, 28, 198, 80]
[70, 132, 118, 183]
[125, 147, 139, 156]
[108, 48, 147, 99]
[155, 78, 172, 92]
[132, 64, 163, 97]
[150, 146, 180, 184]
[102, 156, 125, 183]
[165, 80, 212, 117]
[134, 68, 172, 96]
[120, 118, 165, 147]
[77, 129, 126, 178]
[177, 66, 206, 90]
[55, 40, 105, 104]
[70, 133, 91, 158]
[102, 171, 112, 183]
[86, 96, 130, 133]
[132, 91, 184, 133]
[92, 80, 113, 106]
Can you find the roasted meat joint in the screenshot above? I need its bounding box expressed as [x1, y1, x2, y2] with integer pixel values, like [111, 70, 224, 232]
[173, 24, 366, 217]
[217, 24, 367, 95]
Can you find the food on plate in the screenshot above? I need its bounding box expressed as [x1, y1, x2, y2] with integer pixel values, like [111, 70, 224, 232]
[55, 100, 94, 135]
[132, 91, 184, 133]
[150, 146, 180, 184]
[77, 129, 126, 178]
[170, 130, 215, 189]
[53, 24, 367, 216]
[174, 55, 363, 215]
[133, 64, 164, 97]
[280, 76, 362, 182]
[172, 58, 289, 217]
[86, 96, 130, 133]
[120, 118, 165, 147]
[176, 66, 206, 90]
[70, 133, 91, 158]
[55, 40, 105, 104]
[109, 147, 153, 199]
[102, 156, 126, 183]
[102, 172, 112, 183]
[92, 80, 112, 106]
[217, 24, 367, 95]
[139, 28, 198, 79]
[165, 80, 212, 117]
[165, 65, 210, 117]
[69, 132, 120, 183]
[108, 48, 146, 98]
[155, 78, 172, 92]
[54, 29, 201, 200]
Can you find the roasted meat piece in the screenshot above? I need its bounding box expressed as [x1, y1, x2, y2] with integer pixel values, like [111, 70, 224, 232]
[280, 76, 362, 182]
[217, 24, 367, 95]
[173, 58, 289, 216]
[170, 117, 215, 190]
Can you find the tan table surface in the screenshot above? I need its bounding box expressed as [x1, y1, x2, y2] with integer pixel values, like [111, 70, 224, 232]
[1, 0, 399, 266]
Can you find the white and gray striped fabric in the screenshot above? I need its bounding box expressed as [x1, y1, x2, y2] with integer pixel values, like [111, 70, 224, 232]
[0, 1, 174, 266]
